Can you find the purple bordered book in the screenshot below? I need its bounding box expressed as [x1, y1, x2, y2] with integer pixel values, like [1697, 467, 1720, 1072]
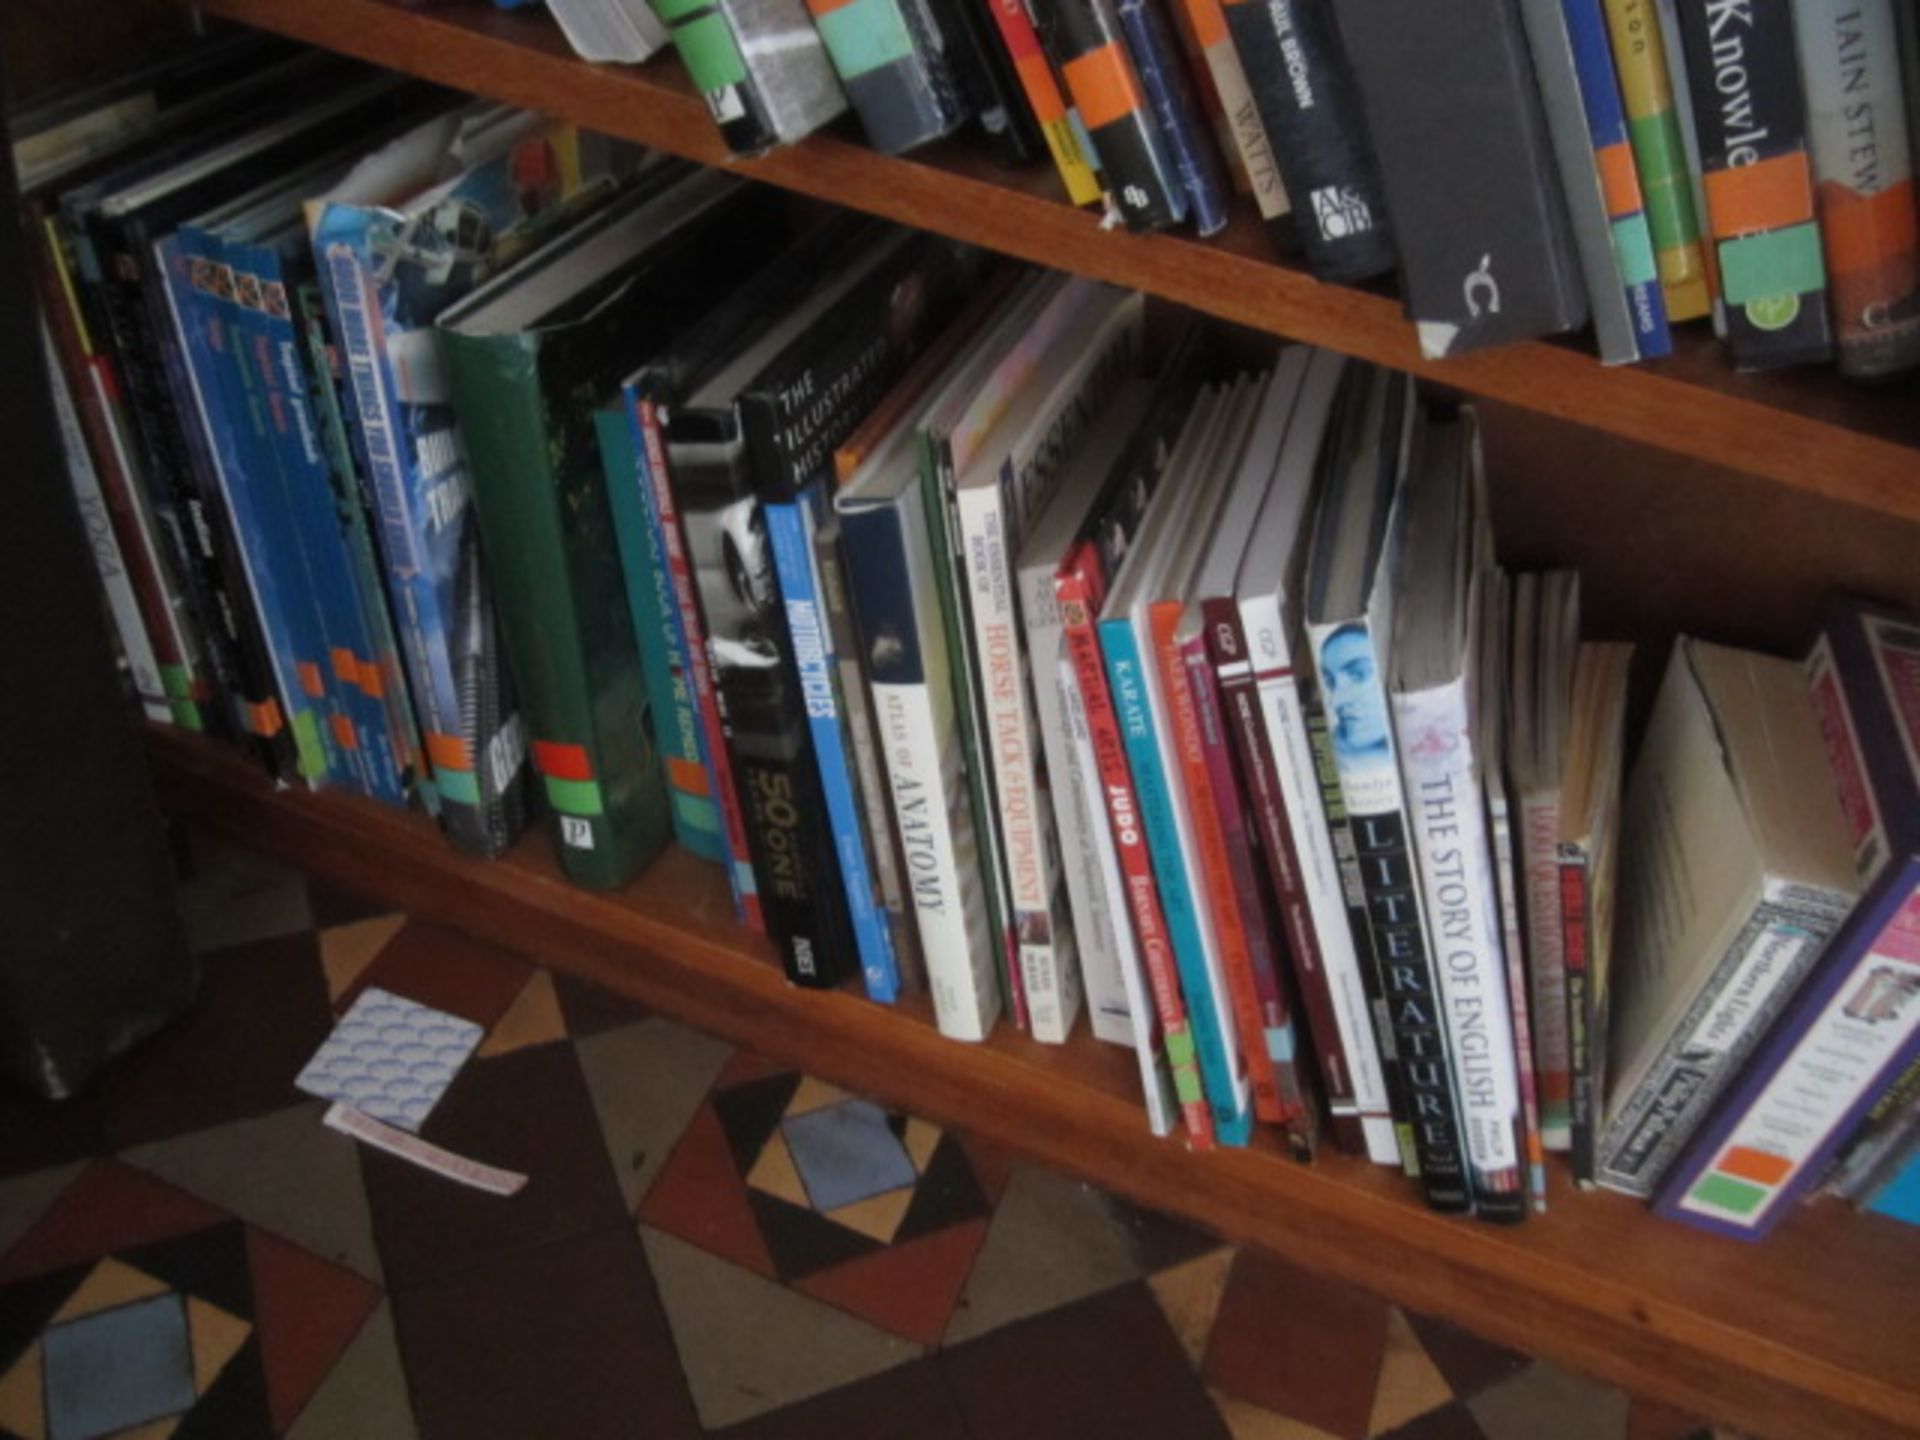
[1655, 599, 1920, 1240]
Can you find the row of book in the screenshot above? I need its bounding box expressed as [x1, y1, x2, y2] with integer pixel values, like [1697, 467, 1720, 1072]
[578, 0, 1920, 379]
[22, 39, 1917, 1242]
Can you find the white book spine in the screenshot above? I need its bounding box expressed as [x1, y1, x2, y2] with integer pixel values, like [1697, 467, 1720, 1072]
[1026, 558, 1127, 1045]
[1241, 593, 1397, 1163]
[43, 323, 169, 723]
[1520, 791, 1572, 1148]
[1396, 678, 1525, 1184]
[960, 478, 1076, 1042]
[1059, 651, 1177, 1134]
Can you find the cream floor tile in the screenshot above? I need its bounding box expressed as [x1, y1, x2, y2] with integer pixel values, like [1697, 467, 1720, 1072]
[0, 1162, 84, 1259]
[577, 1017, 731, 1212]
[285, 1301, 414, 1440]
[1471, 1360, 1631, 1440]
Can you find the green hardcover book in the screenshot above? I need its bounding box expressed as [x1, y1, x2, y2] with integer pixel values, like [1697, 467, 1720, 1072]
[437, 166, 783, 888]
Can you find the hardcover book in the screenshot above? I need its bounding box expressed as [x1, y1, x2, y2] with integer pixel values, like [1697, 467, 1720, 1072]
[980, 0, 1108, 206]
[1170, 0, 1293, 245]
[1115, 0, 1231, 234]
[649, 0, 848, 155]
[1333, 0, 1589, 355]
[1670, 0, 1834, 369]
[804, 0, 971, 154]
[1222, 0, 1395, 281]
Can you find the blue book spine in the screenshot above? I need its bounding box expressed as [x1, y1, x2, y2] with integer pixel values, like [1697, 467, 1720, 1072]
[248, 238, 408, 804]
[766, 488, 902, 1004]
[1100, 613, 1252, 1144]
[1561, 0, 1672, 356]
[1114, 0, 1230, 235]
[169, 226, 336, 786]
[224, 238, 363, 795]
[596, 404, 726, 862]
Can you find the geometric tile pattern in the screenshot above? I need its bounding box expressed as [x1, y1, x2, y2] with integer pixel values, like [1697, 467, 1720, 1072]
[0, 839, 1730, 1440]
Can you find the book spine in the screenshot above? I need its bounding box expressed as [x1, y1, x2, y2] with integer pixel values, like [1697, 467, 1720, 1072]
[1104, 611, 1253, 1144]
[40, 320, 170, 724]
[597, 406, 726, 862]
[1791, 0, 1920, 379]
[1057, 638, 1180, 1133]
[1035, 0, 1189, 229]
[1222, 0, 1395, 280]
[667, 429, 853, 987]
[1184, 627, 1318, 1152]
[1601, 0, 1716, 321]
[1563, 0, 1675, 358]
[1060, 567, 1214, 1144]
[924, 444, 1025, 1029]
[1115, 0, 1233, 234]
[1396, 681, 1528, 1222]
[1487, 787, 1550, 1208]
[296, 280, 433, 814]
[1598, 892, 1851, 1196]
[1520, 793, 1573, 1148]
[817, 515, 925, 989]
[313, 228, 532, 857]
[1159, 608, 1285, 1130]
[1561, 845, 1596, 1185]
[100, 218, 285, 774]
[805, 0, 967, 153]
[651, 0, 784, 153]
[163, 231, 320, 784]
[983, 0, 1109, 204]
[1027, 553, 1129, 1046]
[30, 209, 204, 731]
[765, 490, 903, 1002]
[633, 392, 763, 925]
[270, 264, 409, 806]
[1173, 0, 1294, 231]
[241, 244, 388, 798]
[1657, 869, 1920, 1239]
[715, 0, 850, 142]
[1826, 1055, 1920, 1200]
[959, 472, 1076, 1041]
[1311, 619, 1466, 1206]
[1332, 0, 1589, 355]
[1671, 0, 1834, 369]
[840, 495, 1001, 1038]
[1212, 599, 1360, 1152]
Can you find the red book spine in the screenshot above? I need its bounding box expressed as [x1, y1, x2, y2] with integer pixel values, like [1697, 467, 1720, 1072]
[1202, 596, 1363, 1153]
[1150, 598, 1282, 1128]
[636, 394, 763, 933]
[1058, 549, 1213, 1147]
[1559, 851, 1592, 1185]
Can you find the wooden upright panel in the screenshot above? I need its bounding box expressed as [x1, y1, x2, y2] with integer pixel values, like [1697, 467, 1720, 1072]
[146, 727, 1920, 1440]
[175, 0, 1920, 520]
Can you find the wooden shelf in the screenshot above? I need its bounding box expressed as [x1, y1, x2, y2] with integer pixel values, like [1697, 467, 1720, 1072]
[147, 725, 1920, 1440]
[181, 0, 1920, 522]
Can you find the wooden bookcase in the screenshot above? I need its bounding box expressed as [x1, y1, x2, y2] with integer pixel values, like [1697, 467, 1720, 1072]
[102, 0, 1920, 1434]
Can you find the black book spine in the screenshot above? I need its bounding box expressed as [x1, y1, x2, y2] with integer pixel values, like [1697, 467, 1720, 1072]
[945, 0, 1048, 165]
[1351, 802, 1473, 1211]
[1331, 0, 1589, 356]
[1221, 0, 1395, 280]
[1032, 0, 1190, 229]
[84, 210, 293, 778]
[669, 427, 854, 988]
[1116, 0, 1232, 234]
[1670, 0, 1833, 370]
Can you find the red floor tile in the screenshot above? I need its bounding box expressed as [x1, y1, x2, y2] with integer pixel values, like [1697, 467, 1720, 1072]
[339, 918, 532, 1030]
[246, 1226, 380, 1432]
[0, 1161, 223, 1283]
[640, 1103, 778, 1279]
[793, 1218, 989, 1345]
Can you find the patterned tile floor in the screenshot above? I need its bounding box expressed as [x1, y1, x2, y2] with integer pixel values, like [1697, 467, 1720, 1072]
[0, 837, 1734, 1440]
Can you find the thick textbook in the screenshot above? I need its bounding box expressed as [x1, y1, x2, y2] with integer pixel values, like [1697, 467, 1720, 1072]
[1334, 0, 1588, 356]
[1670, 0, 1833, 369]
[1222, 0, 1395, 281]
[1658, 603, 1920, 1238]
[1598, 637, 1859, 1196]
[440, 171, 784, 888]
[804, 0, 970, 154]
[314, 112, 636, 853]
